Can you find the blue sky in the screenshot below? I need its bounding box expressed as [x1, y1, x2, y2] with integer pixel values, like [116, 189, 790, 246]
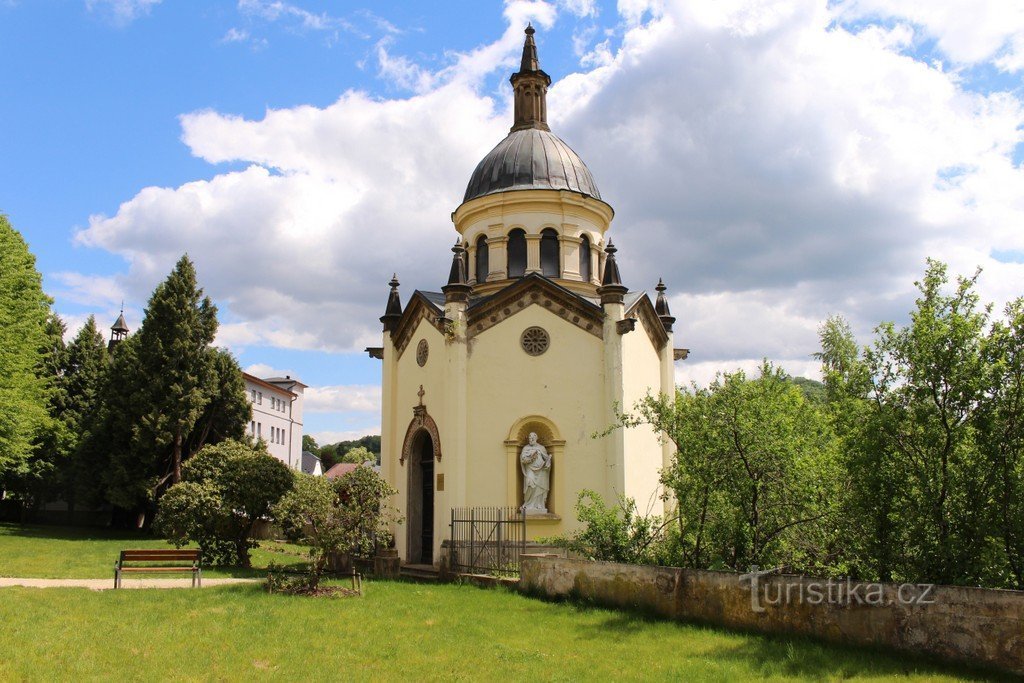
[3, 0, 1023, 444]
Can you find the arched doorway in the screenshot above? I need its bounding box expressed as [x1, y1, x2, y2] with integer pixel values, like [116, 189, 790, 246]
[406, 430, 435, 564]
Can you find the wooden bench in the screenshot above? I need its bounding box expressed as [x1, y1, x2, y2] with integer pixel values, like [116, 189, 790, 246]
[114, 549, 202, 589]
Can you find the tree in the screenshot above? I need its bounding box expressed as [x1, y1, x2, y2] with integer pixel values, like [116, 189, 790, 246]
[302, 435, 320, 456]
[341, 446, 375, 464]
[155, 439, 293, 567]
[133, 255, 218, 486]
[319, 435, 380, 470]
[78, 256, 249, 518]
[816, 316, 898, 581]
[624, 361, 841, 573]
[818, 260, 1024, 588]
[182, 348, 250, 458]
[864, 262, 996, 585]
[0, 216, 52, 490]
[981, 299, 1024, 587]
[273, 466, 399, 591]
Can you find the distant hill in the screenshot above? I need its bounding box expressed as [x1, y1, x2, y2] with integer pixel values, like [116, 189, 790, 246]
[788, 376, 826, 403]
[318, 435, 381, 470]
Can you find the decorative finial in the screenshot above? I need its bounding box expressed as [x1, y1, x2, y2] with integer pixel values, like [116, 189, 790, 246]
[655, 277, 675, 332]
[381, 273, 403, 332]
[525, 22, 534, 35]
[598, 240, 627, 304]
[443, 240, 471, 304]
[447, 240, 468, 287]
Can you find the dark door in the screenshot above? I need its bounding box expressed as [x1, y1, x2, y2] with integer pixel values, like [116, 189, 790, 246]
[420, 449, 434, 564]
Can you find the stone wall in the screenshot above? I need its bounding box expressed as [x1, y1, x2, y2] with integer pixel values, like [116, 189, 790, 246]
[519, 555, 1024, 676]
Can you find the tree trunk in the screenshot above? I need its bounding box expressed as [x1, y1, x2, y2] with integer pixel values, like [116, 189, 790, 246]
[172, 430, 183, 484]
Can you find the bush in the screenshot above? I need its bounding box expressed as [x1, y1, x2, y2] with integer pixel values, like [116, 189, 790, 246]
[273, 467, 400, 590]
[155, 439, 293, 566]
[551, 490, 668, 564]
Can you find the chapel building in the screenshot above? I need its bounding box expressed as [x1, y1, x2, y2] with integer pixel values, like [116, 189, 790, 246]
[375, 27, 685, 566]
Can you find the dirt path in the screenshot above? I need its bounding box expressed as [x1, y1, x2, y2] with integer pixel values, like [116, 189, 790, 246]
[0, 577, 258, 590]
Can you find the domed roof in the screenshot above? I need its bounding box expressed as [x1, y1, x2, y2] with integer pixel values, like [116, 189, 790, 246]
[463, 128, 602, 203]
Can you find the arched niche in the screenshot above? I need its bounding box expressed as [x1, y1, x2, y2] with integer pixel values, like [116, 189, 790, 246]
[504, 415, 564, 520]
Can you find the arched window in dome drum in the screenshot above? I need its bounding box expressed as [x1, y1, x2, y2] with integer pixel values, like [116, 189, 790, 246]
[540, 229, 560, 277]
[475, 235, 489, 283]
[579, 235, 592, 282]
[508, 229, 527, 278]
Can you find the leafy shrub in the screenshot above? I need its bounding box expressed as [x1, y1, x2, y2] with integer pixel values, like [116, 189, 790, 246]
[155, 439, 293, 566]
[273, 466, 400, 590]
[551, 490, 667, 564]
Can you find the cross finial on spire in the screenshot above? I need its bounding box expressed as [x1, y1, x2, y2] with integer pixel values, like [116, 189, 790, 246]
[510, 23, 550, 132]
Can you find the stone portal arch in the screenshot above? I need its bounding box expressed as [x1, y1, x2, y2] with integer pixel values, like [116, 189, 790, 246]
[401, 405, 442, 565]
[504, 415, 565, 520]
[400, 405, 441, 465]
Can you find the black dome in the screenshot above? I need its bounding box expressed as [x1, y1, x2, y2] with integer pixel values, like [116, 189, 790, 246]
[462, 128, 601, 204]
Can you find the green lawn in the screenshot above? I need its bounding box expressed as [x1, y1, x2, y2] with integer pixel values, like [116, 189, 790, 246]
[0, 522, 308, 578]
[0, 581, 1008, 682]
[0, 523, 1010, 681]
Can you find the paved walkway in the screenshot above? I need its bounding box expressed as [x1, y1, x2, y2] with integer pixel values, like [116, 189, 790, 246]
[0, 577, 259, 590]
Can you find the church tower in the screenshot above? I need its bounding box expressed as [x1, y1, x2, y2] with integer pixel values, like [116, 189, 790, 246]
[109, 307, 129, 351]
[375, 27, 684, 566]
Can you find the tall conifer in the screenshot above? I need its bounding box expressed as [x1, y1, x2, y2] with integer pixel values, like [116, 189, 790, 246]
[133, 255, 218, 486]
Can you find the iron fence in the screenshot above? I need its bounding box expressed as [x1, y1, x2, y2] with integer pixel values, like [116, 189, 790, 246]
[448, 506, 526, 577]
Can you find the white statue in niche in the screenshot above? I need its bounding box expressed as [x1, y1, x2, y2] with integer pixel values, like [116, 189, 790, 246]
[519, 432, 551, 514]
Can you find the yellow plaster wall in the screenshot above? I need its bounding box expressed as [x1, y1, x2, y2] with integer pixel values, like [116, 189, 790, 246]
[620, 314, 668, 517]
[384, 317, 450, 562]
[465, 303, 607, 540]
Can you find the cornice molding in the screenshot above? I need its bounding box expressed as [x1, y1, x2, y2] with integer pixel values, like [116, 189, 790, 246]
[467, 274, 604, 339]
[626, 294, 670, 351]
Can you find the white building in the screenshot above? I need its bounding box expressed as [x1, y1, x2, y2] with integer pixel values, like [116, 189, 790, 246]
[243, 373, 306, 471]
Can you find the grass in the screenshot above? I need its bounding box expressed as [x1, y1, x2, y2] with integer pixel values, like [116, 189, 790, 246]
[0, 522, 308, 579]
[0, 581, 1008, 681]
[0, 523, 1010, 681]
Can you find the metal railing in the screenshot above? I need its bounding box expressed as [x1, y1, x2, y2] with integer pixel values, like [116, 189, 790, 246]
[448, 507, 526, 578]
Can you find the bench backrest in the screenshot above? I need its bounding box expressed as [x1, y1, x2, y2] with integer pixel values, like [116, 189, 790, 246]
[119, 549, 201, 563]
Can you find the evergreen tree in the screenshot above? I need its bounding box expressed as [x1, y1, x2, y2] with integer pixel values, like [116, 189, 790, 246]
[183, 347, 250, 457]
[48, 316, 109, 510]
[0, 216, 52, 491]
[78, 256, 249, 518]
[132, 255, 218, 486]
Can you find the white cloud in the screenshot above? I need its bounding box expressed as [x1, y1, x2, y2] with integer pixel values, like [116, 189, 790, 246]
[72, 0, 1024, 385]
[85, 0, 160, 25]
[237, 0, 352, 33]
[834, 0, 1024, 71]
[304, 385, 381, 413]
[51, 272, 124, 309]
[558, 0, 598, 18]
[243, 362, 290, 378]
[221, 27, 249, 43]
